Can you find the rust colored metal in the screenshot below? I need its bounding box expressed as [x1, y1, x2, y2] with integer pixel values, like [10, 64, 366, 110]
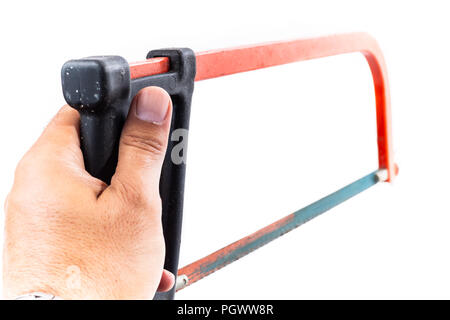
[178, 214, 294, 290]
[177, 170, 380, 290]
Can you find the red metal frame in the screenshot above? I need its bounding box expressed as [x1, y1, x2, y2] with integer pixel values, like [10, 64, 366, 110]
[128, 32, 399, 293]
[130, 32, 396, 181]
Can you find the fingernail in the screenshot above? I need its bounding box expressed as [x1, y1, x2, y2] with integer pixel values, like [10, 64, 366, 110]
[135, 88, 170, 124]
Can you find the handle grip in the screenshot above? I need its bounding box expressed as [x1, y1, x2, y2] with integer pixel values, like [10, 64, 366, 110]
[61, 49, 196, 299]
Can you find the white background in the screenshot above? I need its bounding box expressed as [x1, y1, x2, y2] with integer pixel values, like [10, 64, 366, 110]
[1, 1, 449, 299]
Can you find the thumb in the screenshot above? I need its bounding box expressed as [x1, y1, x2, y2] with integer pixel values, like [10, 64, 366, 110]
[111, 86, 172, 200]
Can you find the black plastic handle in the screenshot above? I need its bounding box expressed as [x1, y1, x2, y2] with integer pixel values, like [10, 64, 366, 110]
[61, 48, 196, 299]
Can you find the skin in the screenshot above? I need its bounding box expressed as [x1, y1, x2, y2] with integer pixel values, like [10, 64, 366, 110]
[3, 87, 175, 299]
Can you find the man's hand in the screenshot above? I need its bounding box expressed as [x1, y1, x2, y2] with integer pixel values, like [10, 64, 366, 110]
[3, 87, 175, 299]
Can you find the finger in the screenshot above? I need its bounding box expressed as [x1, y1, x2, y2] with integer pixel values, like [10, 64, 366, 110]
[110, 86, 172, 201]
[39, 105, 81, 148]
[31, 105, 84, 167]
[157, 269, 175, 292]
[22, 105, 107, 195]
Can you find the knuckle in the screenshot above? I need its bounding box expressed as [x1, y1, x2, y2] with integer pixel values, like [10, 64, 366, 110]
[14, 149, 46, 181]
[15, 152, 33, 176]
[121, 133, 165, 159]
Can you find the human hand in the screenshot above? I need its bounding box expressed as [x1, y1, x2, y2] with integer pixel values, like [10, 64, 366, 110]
[3, 87, 175, 299]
